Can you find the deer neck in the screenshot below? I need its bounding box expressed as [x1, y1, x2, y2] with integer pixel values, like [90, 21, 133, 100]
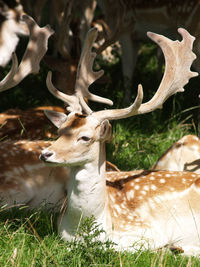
[59, 141, 107, 241]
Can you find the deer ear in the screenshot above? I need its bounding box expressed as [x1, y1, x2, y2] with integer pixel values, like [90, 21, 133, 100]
[99, 120, 112, 142]
[44, 110, 68, 128]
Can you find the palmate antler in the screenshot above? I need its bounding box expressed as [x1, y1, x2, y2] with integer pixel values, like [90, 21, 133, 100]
[0, 15, 54, 92]
[46, 27, 198, 118]
[94, 28, 198, 121]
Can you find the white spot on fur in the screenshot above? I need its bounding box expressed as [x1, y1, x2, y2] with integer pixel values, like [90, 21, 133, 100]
[151, 184, 157, 190]
[126, 190, 134, 200]
[143, 185, 149, 191]
[135, 185, 140, 190]
[110, 194, 116, 203]
[114, 205, 122, 214]
[159, 179, 166, 183]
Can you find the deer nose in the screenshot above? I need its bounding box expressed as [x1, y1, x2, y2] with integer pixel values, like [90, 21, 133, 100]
[40, 151, 53, 162]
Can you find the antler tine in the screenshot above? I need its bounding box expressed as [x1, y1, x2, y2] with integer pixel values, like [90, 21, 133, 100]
[95, 28, 198, 122]
[75, 27, 113, 113]
[46, 71, 82, 113]
[0, 15, 54, 92]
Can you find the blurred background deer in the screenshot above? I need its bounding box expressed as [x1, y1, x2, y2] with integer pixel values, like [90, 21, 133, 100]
[0, 0, 29, 67]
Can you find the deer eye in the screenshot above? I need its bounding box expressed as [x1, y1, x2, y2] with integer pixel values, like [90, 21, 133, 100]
[78, 136, 91, 142]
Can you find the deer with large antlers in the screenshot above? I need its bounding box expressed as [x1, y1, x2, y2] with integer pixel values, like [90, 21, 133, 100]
[39, 27, 200, 255]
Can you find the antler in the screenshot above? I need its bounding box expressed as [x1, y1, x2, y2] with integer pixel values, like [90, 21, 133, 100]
[0, 15, 54, 92]
[94, 28, 198, 121]
[46, 27, 113, 114]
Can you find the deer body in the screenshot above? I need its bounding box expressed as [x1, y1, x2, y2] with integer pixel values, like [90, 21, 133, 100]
[0, 106, 66, 141]
[153, 135, 200, 174]
[0, 140, 69, 210]
[106, 171, 200, 253]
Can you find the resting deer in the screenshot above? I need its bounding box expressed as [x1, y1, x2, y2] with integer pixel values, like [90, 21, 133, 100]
[152, 135, 200, 174]
[39, 27, 200, 255]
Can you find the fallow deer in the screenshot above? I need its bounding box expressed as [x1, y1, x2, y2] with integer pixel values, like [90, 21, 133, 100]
[0, 0, 29, 67]
[40, 27, 200, 255]
[152, 135, 200, 174]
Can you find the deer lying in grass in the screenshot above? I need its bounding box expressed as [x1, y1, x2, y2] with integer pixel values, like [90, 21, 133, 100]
[152, 135, 200, 174]
[39, 27, 200, 255]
